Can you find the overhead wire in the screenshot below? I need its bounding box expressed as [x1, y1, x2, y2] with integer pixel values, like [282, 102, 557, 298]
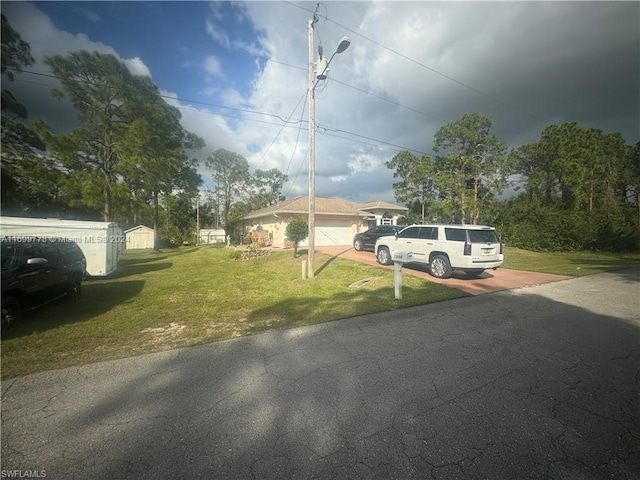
[281, 0, 542, 122]
[9, 67, 427, 158]
[253, 90, 308, 169]
[14, 69, 307, 126]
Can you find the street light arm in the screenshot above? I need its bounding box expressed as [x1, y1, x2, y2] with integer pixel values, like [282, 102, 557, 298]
[313, 36, 351, 90]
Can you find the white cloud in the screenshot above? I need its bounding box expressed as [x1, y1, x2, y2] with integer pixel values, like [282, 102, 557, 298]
[203, 55, 223, 77]
[205, 4, 266, 57]
[124, 57, 152, 78]
[3, 1, 637, 207]
[347, 154, 382, 175]
[221, 88, 247, 108]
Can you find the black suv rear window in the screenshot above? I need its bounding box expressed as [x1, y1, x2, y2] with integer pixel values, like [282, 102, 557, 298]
[468, 230, 499, 243]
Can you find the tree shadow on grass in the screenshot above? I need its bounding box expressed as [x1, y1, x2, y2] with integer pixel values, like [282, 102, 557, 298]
[246, 285, 425, 332]
[566, 257, 640, 273]
[106, 262, 173, 279]
[2, 279, 146, 339]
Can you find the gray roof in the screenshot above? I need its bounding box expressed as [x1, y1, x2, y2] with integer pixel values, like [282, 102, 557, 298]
[238, 196, 407, 221]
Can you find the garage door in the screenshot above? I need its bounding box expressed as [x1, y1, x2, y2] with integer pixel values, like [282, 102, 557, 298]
[300, 219, 353, 247]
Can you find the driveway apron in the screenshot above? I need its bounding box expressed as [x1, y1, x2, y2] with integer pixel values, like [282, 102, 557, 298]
[317, 246, 571, 295]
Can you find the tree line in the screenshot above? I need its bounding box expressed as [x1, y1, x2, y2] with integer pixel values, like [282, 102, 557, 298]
[1, 16, 287, 248]
[388, 113, 639, 251]
[2, 17, 638, 252]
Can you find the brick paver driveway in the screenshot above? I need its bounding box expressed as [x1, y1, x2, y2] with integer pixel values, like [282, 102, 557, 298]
[317, 246, 570, 295]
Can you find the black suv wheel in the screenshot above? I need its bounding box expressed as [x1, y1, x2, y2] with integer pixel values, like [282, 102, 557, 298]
[1, 297, 21, 331]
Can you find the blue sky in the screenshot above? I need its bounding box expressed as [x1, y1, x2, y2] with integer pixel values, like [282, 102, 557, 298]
[2, 1, 639, 204]
[34, 1, 260, 111]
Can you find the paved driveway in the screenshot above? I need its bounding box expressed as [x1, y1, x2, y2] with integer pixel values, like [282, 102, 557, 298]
[2, 269, 639, 479]
[318, 246, 570, 295]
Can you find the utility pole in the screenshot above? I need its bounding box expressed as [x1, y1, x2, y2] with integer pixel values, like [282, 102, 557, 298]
[306, 5, 350, 279]
[307, 6, 318, 279]
[196, 195, 200, 245]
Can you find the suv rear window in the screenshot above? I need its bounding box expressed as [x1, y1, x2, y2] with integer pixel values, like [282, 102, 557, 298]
[444, 228, 466, 242]
[468, 230, 499, 243]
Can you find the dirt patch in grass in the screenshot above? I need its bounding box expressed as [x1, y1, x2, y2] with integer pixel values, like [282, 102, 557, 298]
[141, 322, 187, 345]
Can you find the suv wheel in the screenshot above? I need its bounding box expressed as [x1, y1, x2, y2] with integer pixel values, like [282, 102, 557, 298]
[376, 247, 392, 266]
[353, 239, 363, 251]
[1, 297, 21, 331]
[430, 255, 452, 279]
[67, 275, 82, 301]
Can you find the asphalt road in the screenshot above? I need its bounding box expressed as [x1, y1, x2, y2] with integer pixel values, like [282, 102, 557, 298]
[2, 269, 639, 479]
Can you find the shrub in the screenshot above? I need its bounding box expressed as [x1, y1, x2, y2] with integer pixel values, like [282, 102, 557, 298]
[285, 217, 308, 257]
[240, 242, 270, 261]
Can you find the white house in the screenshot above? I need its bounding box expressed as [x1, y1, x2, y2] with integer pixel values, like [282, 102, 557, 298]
[233, 196, 407, 248]
[124, 225, 154, 249]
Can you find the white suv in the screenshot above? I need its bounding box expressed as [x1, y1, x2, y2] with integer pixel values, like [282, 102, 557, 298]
[374, 224, 503, 278]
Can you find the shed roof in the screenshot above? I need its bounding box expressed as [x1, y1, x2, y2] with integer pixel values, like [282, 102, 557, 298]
[124, 225, 154, 234]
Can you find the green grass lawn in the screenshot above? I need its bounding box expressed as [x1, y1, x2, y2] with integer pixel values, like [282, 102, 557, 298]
[1, 246, 468, 378]
[3, 245, 637, 379]
[503, 246, 640, 276]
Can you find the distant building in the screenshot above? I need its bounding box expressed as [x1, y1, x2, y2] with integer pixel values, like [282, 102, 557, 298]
[199, 229, 226, 244]
[125, 225, 154, 249]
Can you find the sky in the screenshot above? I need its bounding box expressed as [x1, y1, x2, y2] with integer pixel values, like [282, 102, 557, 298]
[2, 1, 639, 205]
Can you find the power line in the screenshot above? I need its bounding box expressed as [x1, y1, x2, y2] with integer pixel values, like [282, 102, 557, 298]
[254, 90, 308, 169]
[222, 53, 445, 123]
[10, 68, 428, 158]
[281, 0, 542, 122]
[15, 69, 307, 126]
[317, 123, 428, 156]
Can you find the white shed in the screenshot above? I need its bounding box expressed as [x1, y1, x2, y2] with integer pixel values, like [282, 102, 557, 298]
[125, 225, 155, 249]
[199, 229, 226, 244]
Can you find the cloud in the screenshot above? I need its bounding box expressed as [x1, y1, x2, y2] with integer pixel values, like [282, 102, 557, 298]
[205, 3, 266, 57]
[203, 55, 223, 77]
[124, 57, 152, 78]
[1, 2, 155, 133]
[2, 1, 637, 207]
[233, 1, 638, 202]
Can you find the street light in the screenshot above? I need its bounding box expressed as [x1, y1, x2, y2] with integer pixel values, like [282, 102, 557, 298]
[307, 11, 350, 279]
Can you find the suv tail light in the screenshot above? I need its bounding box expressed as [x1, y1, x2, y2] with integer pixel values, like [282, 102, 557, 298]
[499, 238, 503, 254]
[463, 240, 471, 256]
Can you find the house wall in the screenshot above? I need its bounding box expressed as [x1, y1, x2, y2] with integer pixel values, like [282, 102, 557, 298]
[240, 214, 363, 248]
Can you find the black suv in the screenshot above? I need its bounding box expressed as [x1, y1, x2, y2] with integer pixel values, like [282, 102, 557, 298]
[1, 237, 87, 328]
[353, 225, 404, 252]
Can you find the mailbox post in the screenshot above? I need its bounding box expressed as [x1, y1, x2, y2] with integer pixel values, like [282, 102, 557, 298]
[391, 250, 413, 300]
